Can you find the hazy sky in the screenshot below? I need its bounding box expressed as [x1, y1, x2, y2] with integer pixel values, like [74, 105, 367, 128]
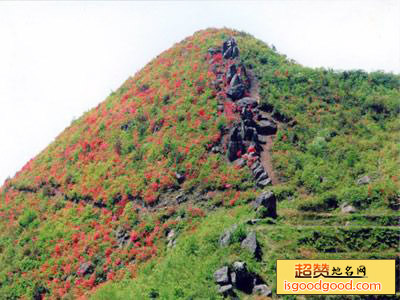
[0, 1, 399, 185]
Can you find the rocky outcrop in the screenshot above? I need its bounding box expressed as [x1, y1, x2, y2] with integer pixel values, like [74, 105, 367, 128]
[214, 261, 270, 297]
[208, 37, 279, 189]
[252, 191, 277, 218]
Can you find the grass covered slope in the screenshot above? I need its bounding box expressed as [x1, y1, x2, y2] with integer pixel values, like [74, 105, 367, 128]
[1, 28, 399, 300]
[0, 28, 257, 299]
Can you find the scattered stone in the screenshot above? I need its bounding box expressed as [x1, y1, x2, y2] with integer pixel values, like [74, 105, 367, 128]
[253, 191, 277, 218]
[233, 158, 246, 168]
[236, 97, 258, 109]
[219, 224, 238, 247]
[115, 227, 130, 247]
[232, 261, 253, 293]
[252, 284, 272, 297]
[175, 193, 188, 204]
[256, 119, 277, 135]
[357, 175, 371, 185]
[214, 266, 230, 284]
[211, 146, 221, 153]
[256, 172, 269, 183]
[175, 172, 185, 184]
[139, 84, 149, 92]
[222, 37, 238, 59]
[218, 284, 233, 295]
[257, 178, 272, 188]
[340, 203, 357, 214]
[77, 262, 93, 276]
[227, 83, 245, 100]
[241, 232, 258, 257]
[246, 219, 262, 225]
[226, 64, 237, 83]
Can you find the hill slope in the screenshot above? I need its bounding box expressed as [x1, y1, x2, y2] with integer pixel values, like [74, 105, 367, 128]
[1, 28, 399, 299]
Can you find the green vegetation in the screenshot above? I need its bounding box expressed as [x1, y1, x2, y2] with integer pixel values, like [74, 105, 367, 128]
[0, 28, 398, 299]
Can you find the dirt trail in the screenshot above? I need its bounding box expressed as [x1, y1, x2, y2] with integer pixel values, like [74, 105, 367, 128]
[247, 70, 280, 185]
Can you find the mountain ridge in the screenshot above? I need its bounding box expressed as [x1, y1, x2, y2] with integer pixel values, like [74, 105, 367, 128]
[1, 28, 399, 299]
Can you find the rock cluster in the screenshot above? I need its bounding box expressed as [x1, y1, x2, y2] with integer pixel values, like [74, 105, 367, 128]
[214, 261, 271, 297]
[208, 37, 278, 189]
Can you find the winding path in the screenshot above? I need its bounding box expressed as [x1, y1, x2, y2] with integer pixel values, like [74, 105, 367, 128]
[247, 69, 280, 185]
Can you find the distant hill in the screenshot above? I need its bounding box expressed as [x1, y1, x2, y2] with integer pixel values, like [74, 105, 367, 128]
[0, 28, 398, 299]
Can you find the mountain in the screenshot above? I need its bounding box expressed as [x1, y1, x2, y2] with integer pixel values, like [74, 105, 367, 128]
[0, 28, 399, 299]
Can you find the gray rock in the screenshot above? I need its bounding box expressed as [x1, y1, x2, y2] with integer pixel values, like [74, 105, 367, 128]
[175, 193, 188, 204]
[226, 64, 237, 83]
[175, 172, 185, 184]
[236, 97, 258, 108]
[77, 262, 93, 276]
[340, 203, 357, 214]
[218, 284, 233, 295]
[256, 172, 269, 183]
[211, 146, 221, 153]
[257, 134, 268, 144]
[257, 178, 272, 188]
[253, 191, 277, 218]
[357, 175, 371, 185]
[230, 74, 242, 87]
[232, 261, 254, 293]
[167, 229, 175, 240]
[253, 165, 265, 179]
[234, 158, 246, 168]
[241, 232, 258, 256]
[252, 284, 272, 296]
[256, 119, 277, 135]
[246, 219, 262, 225]
[250, 161, 261, 171]
[214, 266, 230, 284]
[227, 84, 245, 100]
[231, 46, 239, 59]
[219, 224, 238, 247]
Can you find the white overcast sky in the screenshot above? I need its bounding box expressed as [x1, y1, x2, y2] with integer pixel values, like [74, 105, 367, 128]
[0, 0, 399, 185]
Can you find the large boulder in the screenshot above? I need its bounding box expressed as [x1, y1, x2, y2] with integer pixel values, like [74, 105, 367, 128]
[230, 74, 242, 87]
[228, 141, 244, 162]
[222, 37, 239, 59]
[237, 97, 258, 109]
[253, 191, 277, 218]
[227, 84, 245, 100]
[226, 64, 237, 83]
[257, 178, 272, 188]
[214, 266, 230, 284]
[241, 232, 260, 258]
[256, 120, 277, 135]
[231, 261, 254, 293]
